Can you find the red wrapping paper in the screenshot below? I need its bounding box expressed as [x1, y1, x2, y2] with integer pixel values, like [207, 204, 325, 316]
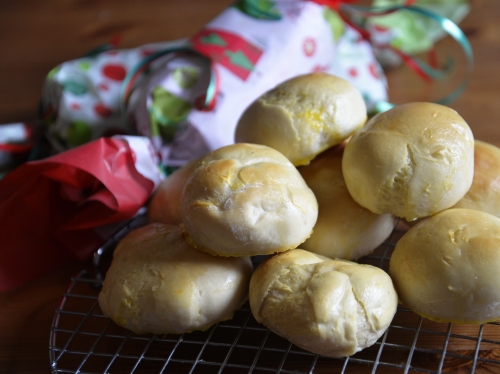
[0, 137, 157, 291]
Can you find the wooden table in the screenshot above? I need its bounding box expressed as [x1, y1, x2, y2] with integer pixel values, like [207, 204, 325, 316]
[1, 1, 499, 373]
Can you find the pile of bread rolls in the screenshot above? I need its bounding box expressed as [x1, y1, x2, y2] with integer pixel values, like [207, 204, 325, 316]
[99, 72, 500, 359]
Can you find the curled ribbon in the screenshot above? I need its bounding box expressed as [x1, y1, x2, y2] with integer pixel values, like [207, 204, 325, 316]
[119, 46, 219, 123]
[327, 2, 474, 113]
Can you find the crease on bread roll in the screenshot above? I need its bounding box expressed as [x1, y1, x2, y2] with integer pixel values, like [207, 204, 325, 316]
[342, 102, 474, 221]
[98, 223, 253, 335]
[235, 72, 367, 166]
[298, 144, 395, 260]
[390, 208, 500, 324]
[404, 140, 500, 228]
[249, 249, 398, 357]
[180, 143, 318, 257]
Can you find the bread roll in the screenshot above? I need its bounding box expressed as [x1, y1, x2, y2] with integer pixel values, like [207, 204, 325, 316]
[342, 102, 474, 221]
[298, 144, 395, 260]
[180, 143, 318, 257]
[98, 223, 253, 334]
[390, 208, 500, 324]
[235, 73, 367, 166]
[147, 159, 198, 225]
[250, 249, 398, 357]
[450, 140, 500, 217]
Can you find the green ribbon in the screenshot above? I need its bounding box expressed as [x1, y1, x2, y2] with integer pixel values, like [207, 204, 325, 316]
[342, 4, 473, 113]
[119, 46, 218, 132]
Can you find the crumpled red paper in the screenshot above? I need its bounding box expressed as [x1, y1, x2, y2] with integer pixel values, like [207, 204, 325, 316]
[0, 136, 159, 291]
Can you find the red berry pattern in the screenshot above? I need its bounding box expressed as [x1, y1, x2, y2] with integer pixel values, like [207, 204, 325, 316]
[102, 64, 127, 81]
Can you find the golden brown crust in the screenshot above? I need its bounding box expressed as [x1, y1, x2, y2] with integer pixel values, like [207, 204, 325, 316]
[451, 140, 500, 217]
[298, 144, 395, 260]
[98, 223, 253, 334]
[180, 143, 318, 256]
[389, 208, 500, 324]
[342, 102, 474, 221]
[235, 73, 367, 166]
[147, 159, 199, 225]
[249, 249, 398, 357]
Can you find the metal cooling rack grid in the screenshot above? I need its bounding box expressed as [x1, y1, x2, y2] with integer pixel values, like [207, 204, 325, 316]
[49, 221, 500, 374]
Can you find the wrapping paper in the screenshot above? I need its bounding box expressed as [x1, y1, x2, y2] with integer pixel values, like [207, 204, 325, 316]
[0, 122, 36, 173]
[0, 136, 162, 291]
[367, 0, 470, 68]
[41, 0, 388, 168]
[0, 0, 471, 291]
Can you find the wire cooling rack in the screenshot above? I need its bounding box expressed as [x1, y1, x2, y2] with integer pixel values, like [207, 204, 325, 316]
[49, 217, 500, 374]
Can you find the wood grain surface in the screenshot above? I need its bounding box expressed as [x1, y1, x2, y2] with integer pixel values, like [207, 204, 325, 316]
[1, 1, 500, 373]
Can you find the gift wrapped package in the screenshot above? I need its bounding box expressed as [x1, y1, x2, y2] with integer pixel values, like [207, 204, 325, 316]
[41, 0, 389, 168]
[0, 0, 471, 291]
[0, 136, 162, 291]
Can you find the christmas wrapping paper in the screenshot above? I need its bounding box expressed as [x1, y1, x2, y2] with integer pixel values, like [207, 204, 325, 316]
[366, 0, 470, 68]
[0, 135, 162, 291]
[0, 122, 35, 174]
[0, 0, 471, 291]
[41, 0, 388, 168]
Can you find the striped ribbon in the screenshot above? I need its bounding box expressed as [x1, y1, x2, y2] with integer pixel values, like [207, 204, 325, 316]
[118, 46, 219, 132]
